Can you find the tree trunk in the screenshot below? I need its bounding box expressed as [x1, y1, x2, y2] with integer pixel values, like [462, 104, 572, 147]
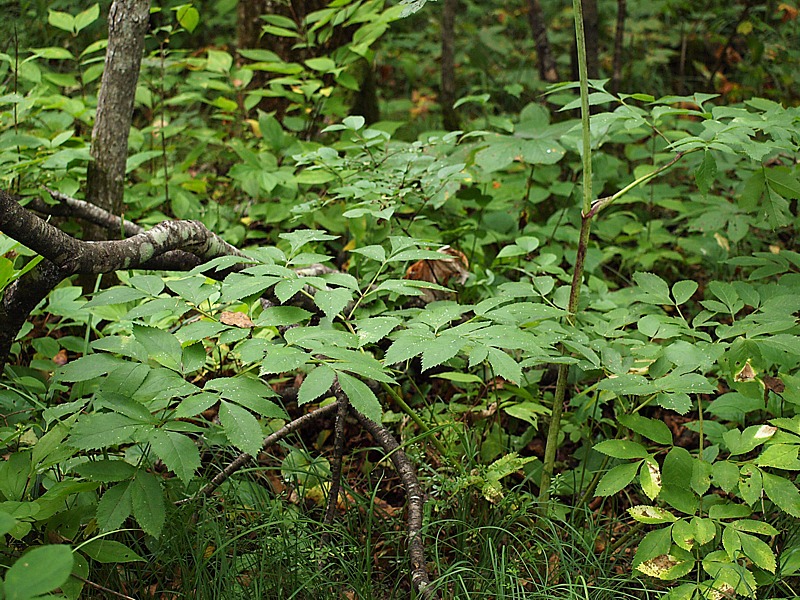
[440, 0, 459, 130]
[85, 0, 150, 240]
[611, 0, 626, 93]
[527, 0, 559, 83]
[582, 0, 599, 79]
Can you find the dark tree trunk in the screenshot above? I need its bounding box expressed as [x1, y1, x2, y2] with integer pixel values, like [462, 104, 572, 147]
[582, 0, 599, 79]
[611, 0, 626, 93]
[351, 60, 380, 125]
[85, 0, 150, 240]
[527, 0, 559, 83]
[440, 0, 459, 130]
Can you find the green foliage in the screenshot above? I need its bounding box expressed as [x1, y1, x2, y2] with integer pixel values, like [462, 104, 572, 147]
[1, 0, 800, 597]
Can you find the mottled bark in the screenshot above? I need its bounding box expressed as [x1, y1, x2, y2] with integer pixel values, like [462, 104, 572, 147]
[611, 0, 626, 93]
[85, 0, 150, 240]
[440, 0, 459, 130]
[527, 0, 559, 83]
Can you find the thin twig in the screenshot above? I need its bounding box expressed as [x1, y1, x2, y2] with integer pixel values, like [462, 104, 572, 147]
[71, 574, 136, 600]
[350, 409, 437, 600]
[180, 402, 337, 503]
[322, 384, 349, 540]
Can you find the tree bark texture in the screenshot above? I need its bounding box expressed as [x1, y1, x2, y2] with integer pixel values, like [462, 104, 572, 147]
[85, 0, 150, 239]
[527, 0, 559, 83]
[440, 0, 459, 130]
[612, 0, 627, 93]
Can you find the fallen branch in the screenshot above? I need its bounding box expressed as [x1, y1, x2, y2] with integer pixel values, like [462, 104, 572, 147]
[350, 408, 437, 599]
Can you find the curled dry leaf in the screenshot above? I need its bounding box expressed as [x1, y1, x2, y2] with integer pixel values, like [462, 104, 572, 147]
[405, 246, 469, 302]
[219, 311, 254, 328]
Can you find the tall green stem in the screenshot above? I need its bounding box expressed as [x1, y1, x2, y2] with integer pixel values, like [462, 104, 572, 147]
[538, 0, 593, 511]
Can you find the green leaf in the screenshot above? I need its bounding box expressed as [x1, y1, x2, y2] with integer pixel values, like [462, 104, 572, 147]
[56, 353, 126, 382]
[69, 414, 142, 450]
[85, 286, 148, 307]
[314, 288, 352, 320]
[79, 539, 144, 563]
[132, 324, 183, 371]
[756, 444, 800, 470]
[762, 471, 800, 517]
[219, 401, 263, 457]
[74, 4, 99, 33]
[298, 365, 336, 405]
[596, 461, 641, 496]
[384, 332, 432, 365]
[256, 306, 312, 327]
[355, 316, 400, 347]
[421, 335, 464, 371]
[148, 430, 201, 485]
[633, 272, 672, 305]
[618, 414, 673, 445]
[95, 482, 132, 532]
[660, 447, 699, 515]
[73, 460, 136, 483]
[711, 461, 740, 493]
[48, 9, 75, 32]
[738, 531, 776, 573]
[337, 371, 381, 423]
[671, 280, 698, 306]
[4, 544, 74, 600]
[632, 526, 673, 567]
[260, 345, 310, 374]
[628, 505, 677, 524]
[594, 439, 650, 459]
[131, 471, 165, 538]
[176, 5, 200, 32]
[694, 150, 717, 194]
[486, 347, 521, 384]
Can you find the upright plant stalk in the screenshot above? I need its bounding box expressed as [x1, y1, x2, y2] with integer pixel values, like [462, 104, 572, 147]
[538, 0, 593, 511]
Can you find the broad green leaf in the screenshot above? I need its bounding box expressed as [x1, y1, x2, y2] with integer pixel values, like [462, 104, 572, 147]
[660, 447, 699, 515]
[260, 345, 310, 374]
[756, 444, 800, 470]
[337, 371, 381, 423]
[219, 401, 263, 457]
[618, 414, 673, 445]
[628, 505, 677, 524]
[176, 5, 199, 32]
[73, 459, 135, 483]
[256, 306, 312, 327]
[384, 332, 432, 365]
[762, 471, 800, 517]
[95, 482, 132, 532]
[298, 365, 336, 405]
[421, 335, 464, 371]
[131, 471, 165, 538]
[730, 519, 778, 536]
[632, 526, 673, 568]
[355, 316, 400, 347]
[694, 150, 716, 194]
[633, 272, 672, 305]
[314, 288, 352, 320]
[69, 414, 142, 450]
[149, 430, 201, 485]
[56, 353, 126, 382]
[79, 539, 144, 563]
[486, 347, 521, 384]
[671, 280, 698, 306]
[711, 460, 740, 493]
[594, 439, 650, 459]
[640, 458, 662, 500]
[85, 286, 148, 307]
[128, 274, 164, 296]
[595, 461, 641, 496]
[48, 10, 74, 32]
[4, 544, 73, 600]
[738, 531, 776, 573]
[132, 324, 183, 371]
[74, 4, 99, 32]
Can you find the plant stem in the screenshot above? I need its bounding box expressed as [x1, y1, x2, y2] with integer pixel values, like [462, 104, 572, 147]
[538, 0, 592, 512]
